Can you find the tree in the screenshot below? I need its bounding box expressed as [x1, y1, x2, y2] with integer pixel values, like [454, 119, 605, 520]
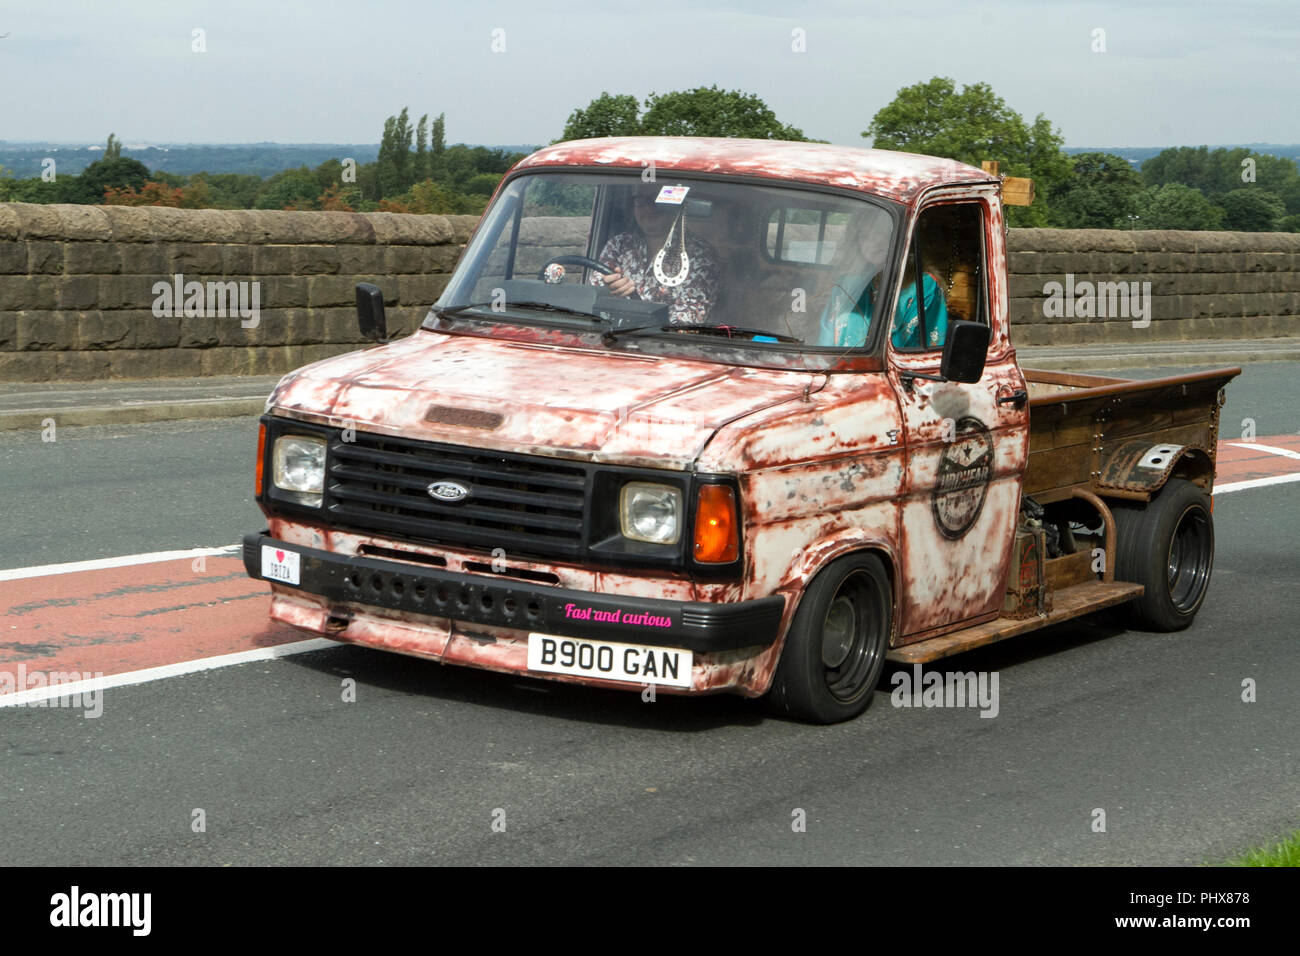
[415, 113, 429, 181]
[73, 157, 150, 204]
[1049, 152, 1144, 228]
[863, 76, 1070, 226]
[376, 108, 415, 198]
[1132, 184, 1223, 230]
[561, 92, 642, 141]
[1142, 146, 1300, 215]
[640, 86, 807, 140]
[254, 167, 322, 209]
[103, 133, 122, 161]
[1217, 188, 1285, 231]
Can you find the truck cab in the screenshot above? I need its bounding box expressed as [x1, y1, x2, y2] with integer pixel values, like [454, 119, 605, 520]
[245, 137, 1237, 722]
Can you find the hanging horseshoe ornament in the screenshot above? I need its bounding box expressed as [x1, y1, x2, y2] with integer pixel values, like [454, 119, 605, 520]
[652, 209, 690, 287]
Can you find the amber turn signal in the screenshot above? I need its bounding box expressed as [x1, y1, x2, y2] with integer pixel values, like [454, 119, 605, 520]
[693, 484, 739, 563]
[255, 422, 266, 497]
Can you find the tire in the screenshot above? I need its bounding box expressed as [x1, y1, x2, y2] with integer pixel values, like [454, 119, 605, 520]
[767, 553, 892, 723]
[1111, 478, 1215, 631]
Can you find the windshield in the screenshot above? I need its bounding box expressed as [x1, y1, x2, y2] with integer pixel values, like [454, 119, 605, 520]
[429, 171, 900, 360]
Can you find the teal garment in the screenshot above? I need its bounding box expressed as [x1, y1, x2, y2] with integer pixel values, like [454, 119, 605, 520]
[816, 277, 875, 348]
[891, 273, 947, 350]
[817, 272, 948, 350]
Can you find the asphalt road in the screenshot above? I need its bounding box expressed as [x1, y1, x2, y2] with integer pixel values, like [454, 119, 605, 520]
[1, 363, 1296, 865]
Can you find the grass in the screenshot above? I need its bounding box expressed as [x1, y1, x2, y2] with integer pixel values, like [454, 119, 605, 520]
[1221, 829, 1300, 866]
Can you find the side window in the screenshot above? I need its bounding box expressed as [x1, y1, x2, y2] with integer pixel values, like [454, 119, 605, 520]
[475, 180, 594, 296]
[892, 202, 987, 353]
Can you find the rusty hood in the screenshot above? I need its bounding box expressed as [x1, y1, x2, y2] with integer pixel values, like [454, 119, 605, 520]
[266, 331, 814, 470]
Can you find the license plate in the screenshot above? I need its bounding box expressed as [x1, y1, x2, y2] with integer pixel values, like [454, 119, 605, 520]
[527, 634, 692, 688]
[261, 545, 300, 585]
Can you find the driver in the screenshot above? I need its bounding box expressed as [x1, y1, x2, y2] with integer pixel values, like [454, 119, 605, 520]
[589, 186, 720, 324]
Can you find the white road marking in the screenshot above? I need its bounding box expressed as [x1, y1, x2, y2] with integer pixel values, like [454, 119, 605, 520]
[0, 545, 240, 582]
[0, 638, 338, 707]
[1227, 442, 1300, 461]
[1215, 474, 1300, 495]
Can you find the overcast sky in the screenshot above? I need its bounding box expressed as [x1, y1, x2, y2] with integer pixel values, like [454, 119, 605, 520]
[1, 0, 1295, 148]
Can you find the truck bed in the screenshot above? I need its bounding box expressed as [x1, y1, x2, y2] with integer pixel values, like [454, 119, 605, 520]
[1021, 366, 1242, 503]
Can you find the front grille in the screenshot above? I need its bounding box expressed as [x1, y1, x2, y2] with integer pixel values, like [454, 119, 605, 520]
[326, 432, 589, 559]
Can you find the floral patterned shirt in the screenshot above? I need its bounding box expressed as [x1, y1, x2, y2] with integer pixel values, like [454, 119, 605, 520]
[589, 231, 721, 324]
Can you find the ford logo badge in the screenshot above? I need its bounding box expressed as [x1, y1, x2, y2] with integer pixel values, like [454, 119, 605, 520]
[427, 480, 470, 502]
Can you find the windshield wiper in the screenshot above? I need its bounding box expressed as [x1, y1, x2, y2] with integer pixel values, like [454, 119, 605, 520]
[436, 301, 599, 321]
[603, 323, 801, 345]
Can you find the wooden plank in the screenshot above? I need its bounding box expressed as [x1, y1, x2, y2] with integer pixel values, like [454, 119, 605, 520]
[1002, 176, 1035, 206]
[1044, 550, 1095, 591]
[886, 580, 1143, 663]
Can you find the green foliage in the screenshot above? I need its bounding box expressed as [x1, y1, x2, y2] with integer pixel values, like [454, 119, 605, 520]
[253, 166, 323, 209]
[1049, 152, 1144, 228]
[561, 93, 643, 141]
[70, 157, 151, 204]
[1133, 183, 1224, 230]
[641, 86, 807, 140]
[863, 76, 1069, 227]
[1142, 146, 1300, 214]
[1217, 188, 1286, 231]
[560, 87, 808, 143]
[103, 133, 122, 161]
[464, 172, 502, 196]
[1276, 214, 1300, 233]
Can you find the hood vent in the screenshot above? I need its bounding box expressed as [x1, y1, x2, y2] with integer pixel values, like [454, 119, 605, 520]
[425, 405, 503, 430]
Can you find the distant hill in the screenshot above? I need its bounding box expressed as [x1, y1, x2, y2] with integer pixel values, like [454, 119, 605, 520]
[0, 142, 541, 179]
[1065, 144, 1300, 169]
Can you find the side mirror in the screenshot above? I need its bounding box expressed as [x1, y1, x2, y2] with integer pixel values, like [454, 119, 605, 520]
[356, 283, 388, 343]
[940, 320, 990, 383]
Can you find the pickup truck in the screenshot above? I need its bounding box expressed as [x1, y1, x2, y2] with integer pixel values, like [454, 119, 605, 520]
[243, 137, 1240, 723]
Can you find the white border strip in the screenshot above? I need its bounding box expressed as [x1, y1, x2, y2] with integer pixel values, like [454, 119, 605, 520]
[0, 637, 338, 707]
[1227, 441, 1300, 462]
[0, 545, 240, 582]
[1215, 474, 1300, 495]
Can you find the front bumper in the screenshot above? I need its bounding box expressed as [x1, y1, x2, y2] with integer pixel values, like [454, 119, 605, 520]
[243, 533, 784, 654]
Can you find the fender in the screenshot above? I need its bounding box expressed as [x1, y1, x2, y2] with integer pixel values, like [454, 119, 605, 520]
[780, 528, 902, 647]
[1095, 439, 1214, 500]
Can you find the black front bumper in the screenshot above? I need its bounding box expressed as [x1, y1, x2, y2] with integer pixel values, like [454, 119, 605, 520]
[243, 533, 784, 653]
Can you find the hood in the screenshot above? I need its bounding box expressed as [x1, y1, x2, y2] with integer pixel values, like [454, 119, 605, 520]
[266, 331, 814, 470]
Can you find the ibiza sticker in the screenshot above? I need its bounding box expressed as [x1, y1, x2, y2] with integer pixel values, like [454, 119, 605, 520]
[931, 416, 993, 539]
[655, 184, 689, 204]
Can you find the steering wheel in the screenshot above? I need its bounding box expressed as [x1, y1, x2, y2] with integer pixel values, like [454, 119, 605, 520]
[538, 255, 640, 300]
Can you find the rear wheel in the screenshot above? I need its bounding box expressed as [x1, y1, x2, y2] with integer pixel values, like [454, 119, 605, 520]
[1112, 478, 1215, 631]
[767, 553, 891, 723]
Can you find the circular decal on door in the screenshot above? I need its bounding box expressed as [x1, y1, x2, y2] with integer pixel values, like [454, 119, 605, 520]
[931, 416, 994, 539]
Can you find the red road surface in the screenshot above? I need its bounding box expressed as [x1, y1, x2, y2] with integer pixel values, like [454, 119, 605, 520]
[2, 435, 1296, 692]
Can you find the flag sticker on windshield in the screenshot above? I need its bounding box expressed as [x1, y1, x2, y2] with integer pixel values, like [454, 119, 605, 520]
[655, 185, 690, 204]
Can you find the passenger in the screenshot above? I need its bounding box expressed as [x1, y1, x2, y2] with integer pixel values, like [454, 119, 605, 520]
[590, 187, 721, 324]
[816, 214, 948, 350]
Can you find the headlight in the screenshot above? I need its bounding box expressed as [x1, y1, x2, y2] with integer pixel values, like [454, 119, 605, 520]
[619, 482, 682, 545]
[272, 435, 326, 506]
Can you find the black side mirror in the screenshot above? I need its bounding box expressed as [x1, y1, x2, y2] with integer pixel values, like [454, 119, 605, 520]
[356, 283, 388, 343]
[940, 320, 990, 383]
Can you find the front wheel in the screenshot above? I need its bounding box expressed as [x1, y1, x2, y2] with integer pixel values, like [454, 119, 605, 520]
[767, 554, 892, 723]
[1112, 478, 1215, 631]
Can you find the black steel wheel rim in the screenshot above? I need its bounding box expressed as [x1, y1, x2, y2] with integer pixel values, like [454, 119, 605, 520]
[1167, 504, 1212, 612]
[820, 571, 884, 702]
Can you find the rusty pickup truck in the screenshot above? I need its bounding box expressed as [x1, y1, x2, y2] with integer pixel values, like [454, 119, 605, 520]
[244, 137, 1240, 722]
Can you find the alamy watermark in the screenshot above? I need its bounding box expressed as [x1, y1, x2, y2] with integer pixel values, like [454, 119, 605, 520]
[890, 664, 999, 718]
[1042, 273, 1151, 328]
[152, 272, 261, 328]
[0, 665, 104, 718]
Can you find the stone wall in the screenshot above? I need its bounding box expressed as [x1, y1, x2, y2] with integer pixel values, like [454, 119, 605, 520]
[0, 204, 478, 381]
[1008, 228, 1300, 346]
[0, 204, 1296, 382]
